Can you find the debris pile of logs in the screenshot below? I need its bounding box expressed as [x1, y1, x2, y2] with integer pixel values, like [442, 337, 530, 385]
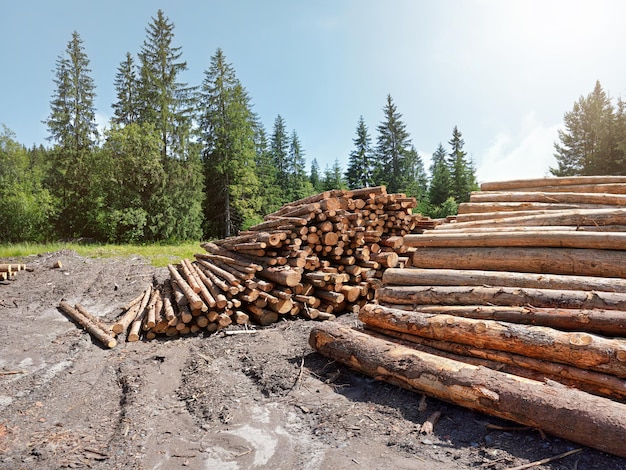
[310, 176, 626, 458]
[0, 263, 27, 282]
[104, 186, 426, 340]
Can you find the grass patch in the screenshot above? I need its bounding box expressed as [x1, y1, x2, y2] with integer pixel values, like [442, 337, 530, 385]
[0, 242, 204, 267]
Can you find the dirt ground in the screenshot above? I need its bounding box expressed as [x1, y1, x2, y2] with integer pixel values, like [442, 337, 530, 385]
[0, 250, 625, 470]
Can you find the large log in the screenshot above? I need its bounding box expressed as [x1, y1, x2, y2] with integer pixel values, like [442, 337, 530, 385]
[364, 325, 626, 401]
[458, 202, 615, 214]
[470, 190, 626, 206]
[309, 322, 626, 458]
[376, 284, 626, 311]
[480, 176, 626, 192]
[410, 246, 626, 278]
[382, 268, 626, 293]
[443, 207, 626, 228]
[375, 303, 626, 337]
[359, 303, 626, 377]
[405, 230, 626, 250]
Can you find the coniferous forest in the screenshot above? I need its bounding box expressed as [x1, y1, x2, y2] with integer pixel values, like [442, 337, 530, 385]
[2, 10, 621, 244]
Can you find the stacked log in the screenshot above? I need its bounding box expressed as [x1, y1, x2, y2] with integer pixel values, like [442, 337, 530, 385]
[108, 186, 427, 340]
[0, 263, 27, 282]
[310, 176, 626, 458]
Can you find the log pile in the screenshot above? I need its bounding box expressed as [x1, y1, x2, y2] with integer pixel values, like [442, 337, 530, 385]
[310, 176, 626, 458]
[0, 263, 27, 282]
[104, 186, 426, 340]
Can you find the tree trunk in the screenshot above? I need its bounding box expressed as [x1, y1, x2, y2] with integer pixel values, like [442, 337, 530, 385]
[309, 321, 626, 458]
[470, 190, 626, 206]
[480, 176, 626, 192]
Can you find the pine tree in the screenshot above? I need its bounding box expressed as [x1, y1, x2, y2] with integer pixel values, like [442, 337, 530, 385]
[400, 146, 428, 200]
[254, 126, 283, 216]
[373, 94, 412, 193]
[44, 31, 99, 237]
[111, 52, 139, 126]
[198, 48, 260, 238]
[322, 159, 348, 191]
[285, 130, 313, 200]
[447, 126, 477, 204]
[137, 9, 196, 160]
[428, 143, 451, 206]
[270, 115, 289, 187]
[346, 116, 373, 189]
[135, 9, 202, 240]
[309, 158, 323, 193]
[551, 81, 617, 176]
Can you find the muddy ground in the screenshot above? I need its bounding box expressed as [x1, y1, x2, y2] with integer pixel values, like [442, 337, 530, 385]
[0, 250, 624, 470]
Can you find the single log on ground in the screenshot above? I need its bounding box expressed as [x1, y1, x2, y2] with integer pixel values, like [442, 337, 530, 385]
[359, 303, 626, 377]
[365, 325, 626, 401]
[410, 246, 626, 278]
[376, 303, 626, 337]
[309, 321, 626, 458]
[58, 301, 117, 348]
[405, 230, 626, 250]
[382, 268, 626, 293]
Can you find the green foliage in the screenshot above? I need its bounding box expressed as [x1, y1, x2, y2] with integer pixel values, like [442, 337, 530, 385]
[346, 116, 373, 189]
[447, 126, 478, 204]
[322, 159, 348, 191]
[0, 126, 55, 242]
[427, 197, 458, 219]
[198, 48, 260, 238]
[254, 127, 284, 215]
[309, 158, 323, 193]
[112, 52, 139, 125]
[551, 81, 623, 176]
[428, 143, 451, 206]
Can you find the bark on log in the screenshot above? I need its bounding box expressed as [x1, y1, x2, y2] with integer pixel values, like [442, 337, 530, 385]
[480, 176, 626, 192]
[470, 190, 626, 206]
[376, 303, 626, 337]
[405, 230, 626, 250]
[59, 301, 117, 348]
[445, 207, 626, 228]
[112, 287, 152, 335]
[365, 325, 626, 401]
[309, 322, 626, 458]
[376, 284, 626, 311]
[382, 268, 626, 293]
[167, 264, 204, 310]
[411, 246, 626, 278]
[458, 202, 615, 214]
[359, 303, 626, 377]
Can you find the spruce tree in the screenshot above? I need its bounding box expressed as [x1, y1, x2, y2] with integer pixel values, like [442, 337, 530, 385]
[373, 94, 412, 193]
[112, 52, 139, 125]
[45, 31, 100, 237]
[309, 158, 323, 193]
[137, 9, 196, 160]
[323, 159, 348, 191]
[551, 81, 617, 176]
[270, 115, 289, 188]
[346, 115, 373, 189]
[198, 48, 260, 238]
[254, 126, 283, 216]
[447, 126, 477, 204]
[428, 143, 451, 206]
[400, 146, 428, 200]
[285, 130, 312, 200]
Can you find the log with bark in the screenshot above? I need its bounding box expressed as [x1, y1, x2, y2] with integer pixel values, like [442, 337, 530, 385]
[309, 321, 626, 458]
[58, 301, 117, 348]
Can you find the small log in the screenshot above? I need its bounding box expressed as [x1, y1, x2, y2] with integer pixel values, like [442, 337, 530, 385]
[309, 322, 626, 458]
[247, 305, 279, 325]
[359, 303, 626, 378]
[167, 264, 204, 310]
[58, 302, 117, 348]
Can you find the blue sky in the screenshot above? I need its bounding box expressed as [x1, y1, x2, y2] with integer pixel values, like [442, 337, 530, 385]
[2, 0, 625, 184]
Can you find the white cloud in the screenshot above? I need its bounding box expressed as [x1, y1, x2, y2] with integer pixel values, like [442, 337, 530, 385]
[476, 113, 560, 185]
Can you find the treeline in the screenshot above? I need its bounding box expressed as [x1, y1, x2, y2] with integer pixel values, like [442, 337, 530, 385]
[0, 10, 478, 244]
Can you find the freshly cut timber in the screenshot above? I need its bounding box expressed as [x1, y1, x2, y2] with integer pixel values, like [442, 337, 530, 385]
[58, 301, 117, 349]
[410, 246, 626, 278]
[480, 176, 626, 192]
[382, 268, 626, 293]
[469, 190, 626, 206]
[405, 230, 626, 250]
[359, 303, 626, 377]
[309, 321, 626, 458]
